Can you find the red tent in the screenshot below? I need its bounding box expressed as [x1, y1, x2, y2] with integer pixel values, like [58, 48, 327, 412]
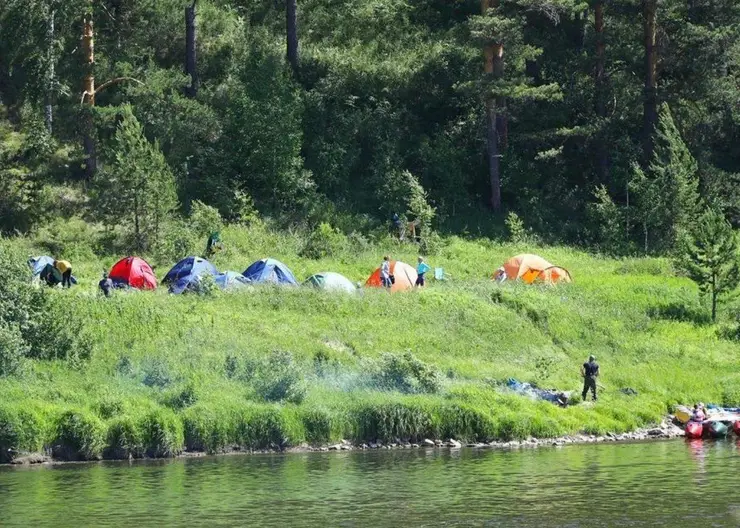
[109, 257, 157, 290]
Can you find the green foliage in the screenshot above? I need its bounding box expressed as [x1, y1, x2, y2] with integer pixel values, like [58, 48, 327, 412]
[141, 408, 184, 457]
[252, 351, 307, 404]
[677, 208, 740, 321]
[0, 241, 89, 375]
[53, 409, 106, 461]
[505, 212, 529, 245]
[93, 106, 179, 254]
[373, 352, 442, 394]
[589, 186, 630, 255]
[630, 104, 700, 253]
[300, 223, 348, 259]
[301, 407, 334, 445]
[0, 403, 47, 462]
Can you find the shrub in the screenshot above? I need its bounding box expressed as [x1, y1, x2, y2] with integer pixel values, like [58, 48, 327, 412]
[53, 409, 106, 461]
[351, 401, 434, 443]
[141, 408, 184, 457]
[0, 242, 90, 370]
[142, 358, 174, 388]
[438, 404, 496, 442]
[105, 415, 146, 459]
[182, 404, 234, 453]
[188, 200, 224, 240]
[505, 211, 528, 244]
[300, 223, 347, 259]
[372, 352, 442, 394]
[301, 407, 333, 445]
[235, 405, 290, 450]
[0, 404, 47, 462]
[252, 351, 307, 404]
[0, 322, 29, 376]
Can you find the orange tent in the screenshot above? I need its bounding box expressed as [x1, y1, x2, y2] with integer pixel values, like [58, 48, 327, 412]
[494, 254, 572, 284]
[365, 261, 417, 292]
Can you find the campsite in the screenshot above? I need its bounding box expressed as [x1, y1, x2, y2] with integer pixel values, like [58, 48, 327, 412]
[2, 222, 740, 466]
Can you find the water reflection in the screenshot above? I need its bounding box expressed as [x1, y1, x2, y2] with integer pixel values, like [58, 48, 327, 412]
[1, 440, 739, 527]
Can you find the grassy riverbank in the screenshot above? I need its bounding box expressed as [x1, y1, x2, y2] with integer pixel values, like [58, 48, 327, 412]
[1, 225, 739, 462]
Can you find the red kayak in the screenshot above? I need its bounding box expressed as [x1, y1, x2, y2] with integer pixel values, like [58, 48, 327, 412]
[734, 421, 740, 437]
[685, 421, 703, 439]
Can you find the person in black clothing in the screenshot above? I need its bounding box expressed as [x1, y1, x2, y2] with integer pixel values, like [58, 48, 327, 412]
[99, 272, 113, 297]
[581, 355, 600, 401]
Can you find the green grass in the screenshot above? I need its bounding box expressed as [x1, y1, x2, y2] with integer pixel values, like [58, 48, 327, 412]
[1, 224, 739, 461]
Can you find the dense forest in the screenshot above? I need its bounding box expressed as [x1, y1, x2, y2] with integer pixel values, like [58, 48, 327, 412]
[0, 0, 738, 254]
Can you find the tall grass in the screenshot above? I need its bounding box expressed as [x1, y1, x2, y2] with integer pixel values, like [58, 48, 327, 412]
[0, 225, 738, 460]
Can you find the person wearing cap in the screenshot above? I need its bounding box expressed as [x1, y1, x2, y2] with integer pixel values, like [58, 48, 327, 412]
[580, 355, 600, 401]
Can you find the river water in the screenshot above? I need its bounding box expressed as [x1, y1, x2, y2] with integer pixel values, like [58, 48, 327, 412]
[1, 440, 739, 527]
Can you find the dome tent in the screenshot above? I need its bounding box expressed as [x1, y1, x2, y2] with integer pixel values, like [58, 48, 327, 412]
[109, 256, 157, 289]
[365, 261, 417, 292]
[215, 271, 251, 291]
[242, 258, 297, 285]
[494, 254, 571, 284]
[163, 256, 218, 294]
[304, 272, 357, 293]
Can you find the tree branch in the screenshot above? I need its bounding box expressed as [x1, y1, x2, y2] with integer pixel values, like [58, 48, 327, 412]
[95, 76, 144, 94]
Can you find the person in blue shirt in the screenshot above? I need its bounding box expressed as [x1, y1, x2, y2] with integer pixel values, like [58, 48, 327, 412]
[415, 256, 430, 287]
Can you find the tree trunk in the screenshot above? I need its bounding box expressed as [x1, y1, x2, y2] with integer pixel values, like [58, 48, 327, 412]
[642, 0, 658, 165]
[594, 0, 608, 182]
[82, 11, 96, 179]
[482, 0, 503, 212]
[44, 8, 55, 135]
[286, 0, 299, 76]
[184, 1, 198, 98]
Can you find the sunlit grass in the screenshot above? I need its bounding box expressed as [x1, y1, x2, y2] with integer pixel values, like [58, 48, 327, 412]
[1, 224, 738, 460]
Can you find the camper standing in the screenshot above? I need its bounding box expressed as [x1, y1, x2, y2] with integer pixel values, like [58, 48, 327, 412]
[416, 256, 430, 287]
[380, 256, 392, 289]
[581, 355, 600, 401]
[54, 259, 73, 288]
[99, 272, 113, 297]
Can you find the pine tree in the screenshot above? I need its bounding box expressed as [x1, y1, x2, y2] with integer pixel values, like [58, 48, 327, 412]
[94, 106, 178, 252]
[678, 208, 740, 322]
[630, 103, 699, 253]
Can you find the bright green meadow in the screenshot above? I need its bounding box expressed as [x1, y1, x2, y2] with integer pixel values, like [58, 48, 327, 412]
[1, 225, 739, 463]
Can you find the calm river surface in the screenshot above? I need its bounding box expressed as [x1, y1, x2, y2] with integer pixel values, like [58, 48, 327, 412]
[1, 440, 739, 527]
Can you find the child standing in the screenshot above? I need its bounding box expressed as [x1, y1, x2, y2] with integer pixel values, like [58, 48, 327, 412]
[415, 256, 430, 287]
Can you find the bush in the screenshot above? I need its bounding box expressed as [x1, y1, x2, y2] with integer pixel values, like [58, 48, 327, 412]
[182, 404, 234, 453]
[105, 415, 146, 459]
[0, 404, 47, 462]
[235, 405, 290, 449]
[53, 409, 106, 461]
[301, 407, 333, 445]
[0, 322, 29, 376]
[142, 358, 174, 388]
[252, 351, 307, 404]
[300, 223, 348, 259]
[141, 408, 184, 457]
[373, 352, 442, 394]
[0, 242, 90, 371]
[351, 401, 434, 443]
[189, 200, 224, 240]
[438, 404, 496, 442]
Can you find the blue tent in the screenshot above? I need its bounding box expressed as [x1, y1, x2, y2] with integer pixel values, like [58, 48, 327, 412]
[163, 256, 218, 294]
[242, 258, 297, 285]
[215, 271, 251, 291]
[28, 256, 54, 276]
[27, 256, 77, 286]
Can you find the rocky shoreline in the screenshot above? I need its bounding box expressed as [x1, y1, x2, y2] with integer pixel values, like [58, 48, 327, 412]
[5, 417, 690, 466]
[311, 417, 686, 452]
